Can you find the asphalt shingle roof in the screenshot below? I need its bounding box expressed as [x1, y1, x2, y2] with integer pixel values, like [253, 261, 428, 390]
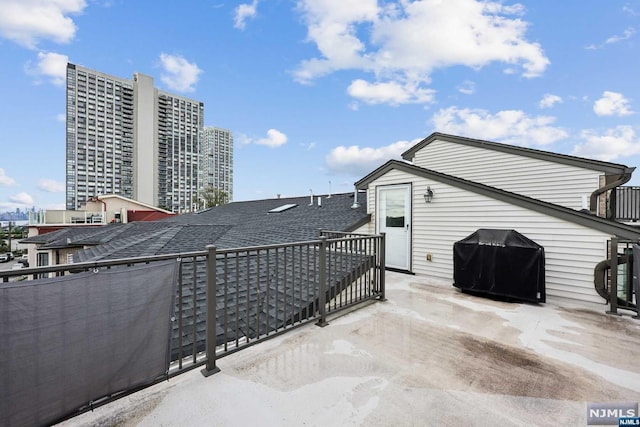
[55, 192, 367, 260]
[161, 192, 370, 248]
[23, 192, 368, 260]
[26, 192, 374, 362]
[173, 248, 375, 360]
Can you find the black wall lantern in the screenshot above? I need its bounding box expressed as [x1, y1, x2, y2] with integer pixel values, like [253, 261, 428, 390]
[424, 186, 434, 203]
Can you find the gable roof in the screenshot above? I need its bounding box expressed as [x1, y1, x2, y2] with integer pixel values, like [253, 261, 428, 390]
[27, 192, 369, 261]
[402, 132, 635, 176]
[87, 194, 175, 214]
[159, 192, 370, 247]
[20, 226, 107, 249]
[356, 160, 640, 240]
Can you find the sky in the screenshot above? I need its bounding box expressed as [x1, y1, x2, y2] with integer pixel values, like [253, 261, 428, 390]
[0, 0, 639, 211]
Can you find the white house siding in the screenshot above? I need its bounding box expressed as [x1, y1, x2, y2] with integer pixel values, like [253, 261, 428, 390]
[364, 169, 613, 305]
[352, 222, 373, 235]
[411, 139, 602, 211]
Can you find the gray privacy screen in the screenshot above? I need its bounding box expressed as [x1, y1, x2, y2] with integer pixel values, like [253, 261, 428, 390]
[0, 259, 179, 427]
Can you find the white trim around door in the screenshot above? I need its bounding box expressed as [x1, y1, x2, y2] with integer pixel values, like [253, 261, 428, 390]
[376, 184, 412, 271]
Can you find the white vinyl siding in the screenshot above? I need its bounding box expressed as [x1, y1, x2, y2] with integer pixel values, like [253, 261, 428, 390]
[365, 169, 613, 305]
[352, 222, 373, 234]
[412, 139, 602, 210]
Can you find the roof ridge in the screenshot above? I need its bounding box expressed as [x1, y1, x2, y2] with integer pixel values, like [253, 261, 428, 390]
[402, 132, 634, 174]
[74, 226, 175, 261]
[140, 226, 183, 256]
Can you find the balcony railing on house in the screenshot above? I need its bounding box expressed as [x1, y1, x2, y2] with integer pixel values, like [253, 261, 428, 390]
[0, 231, 385, 427]
[28, 209, 107, 225]
[616, 186, 640, 222]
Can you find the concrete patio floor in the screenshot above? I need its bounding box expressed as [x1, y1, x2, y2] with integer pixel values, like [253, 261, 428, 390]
[60, 271, 640, 426]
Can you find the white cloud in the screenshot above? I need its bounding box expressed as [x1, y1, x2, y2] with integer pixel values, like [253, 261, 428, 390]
[239, 129, 289, 147]
[347, 79, 435, 105]
[623, 5, 639, 17]
[25, 51, 69, 85]
[326, 139, 418, 175]
[234, 0, 259, 30]
[431, 106, 568, 146]
[0, 168, 17, 186]
[593, 91, 633, 117]
[572, 126, 640, 161]
[159, 53, 202, 93]
[294, 0, 378, 83]
[56, 113, 66, 122]
[236, 133, 252, 145]
[9, 192, 34, 206]
[457, 80, 475, 95]
[539, 93, 562, 109]
[586, 27, 636, 50]
[256, 129, 288, 147]
[38, 179, 65, 192]
[605, 27, 636, 44]
[294, 0, 549, 105]
[0, 0, 86, 49]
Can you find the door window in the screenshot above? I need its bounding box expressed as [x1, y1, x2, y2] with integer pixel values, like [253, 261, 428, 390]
[384, 189, 406, 228]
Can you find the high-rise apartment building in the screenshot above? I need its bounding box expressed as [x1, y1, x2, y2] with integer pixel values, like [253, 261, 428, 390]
[66, 63, 204, 213]
[203, 127, 234, 201]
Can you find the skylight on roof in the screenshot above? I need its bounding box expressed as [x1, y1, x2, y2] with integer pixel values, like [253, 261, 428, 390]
[268, 203, 297, 213]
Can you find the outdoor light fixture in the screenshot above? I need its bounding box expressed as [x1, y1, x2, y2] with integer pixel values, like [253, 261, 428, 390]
[424, 186, 434, 203]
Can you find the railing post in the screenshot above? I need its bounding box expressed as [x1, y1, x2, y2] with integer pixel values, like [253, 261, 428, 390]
[202, 245, 221, 376]
[316, 237, 328, 327]
[634, 242, 640, 320]
[379, 233, 386, 301]
[607, 238, 620, 316]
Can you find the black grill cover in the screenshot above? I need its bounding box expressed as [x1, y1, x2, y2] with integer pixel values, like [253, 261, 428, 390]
[453, 229, 545, 303]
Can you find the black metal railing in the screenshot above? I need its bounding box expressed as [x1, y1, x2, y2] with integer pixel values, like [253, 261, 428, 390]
[616, 186, 640, 221]
[200, 231, 385, 374]
[1, 231, 385, 383]
[600, 238, 638, 316]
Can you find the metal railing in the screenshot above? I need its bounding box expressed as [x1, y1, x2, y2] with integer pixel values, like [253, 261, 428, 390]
[1, 231, 385, 389]
[200, 231, 386, 374]
[28, 209, 107, 225]
[601, 238, 638, 317]
[616, 186, 640, 221]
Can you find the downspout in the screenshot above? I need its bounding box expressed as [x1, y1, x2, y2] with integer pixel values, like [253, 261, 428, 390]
[97, 196, 107, 223]
[589, 168, 635, 219]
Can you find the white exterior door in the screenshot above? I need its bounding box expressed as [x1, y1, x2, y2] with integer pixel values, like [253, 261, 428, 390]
[377, 184, 411, 270]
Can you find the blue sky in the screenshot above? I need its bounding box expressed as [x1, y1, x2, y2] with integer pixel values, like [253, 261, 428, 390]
[0, 0, 639, 211]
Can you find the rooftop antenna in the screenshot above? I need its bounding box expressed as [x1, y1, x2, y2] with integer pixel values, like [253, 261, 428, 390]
[328, 181, 332, 198]
[351, 186, 360, 209]
[309, 189, 313, 206]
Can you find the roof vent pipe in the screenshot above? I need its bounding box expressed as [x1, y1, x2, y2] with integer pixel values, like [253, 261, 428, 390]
[351, 186, 360, 209]
[309, 189, 313, 206]
[317, 196, 322, 207]
[328, 180, 332, 198]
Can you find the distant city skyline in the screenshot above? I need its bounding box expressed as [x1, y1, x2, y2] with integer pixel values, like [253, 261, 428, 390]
[0, 208, 31, 222]
[0, 1, 639, 211]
